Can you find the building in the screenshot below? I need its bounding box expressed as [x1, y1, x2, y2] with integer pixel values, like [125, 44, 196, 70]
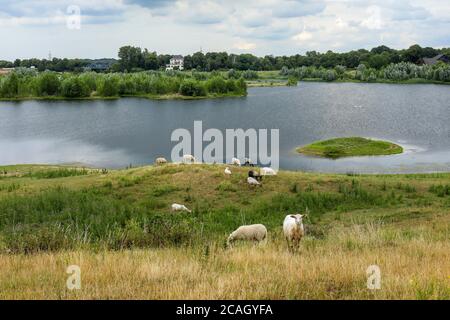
[166, 55, 184, 71]
[83, 59, 116, 72]
[422, 54, 450, 65]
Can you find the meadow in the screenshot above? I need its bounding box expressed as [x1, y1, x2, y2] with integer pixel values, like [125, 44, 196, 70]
[0, 164, 448, 299]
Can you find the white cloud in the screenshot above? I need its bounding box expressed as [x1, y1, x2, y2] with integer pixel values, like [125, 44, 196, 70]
[360, 6, 384, 30]
[0, 0, 448, 60]
[233, 41, 257, 50]
[292, 30, 313, 42]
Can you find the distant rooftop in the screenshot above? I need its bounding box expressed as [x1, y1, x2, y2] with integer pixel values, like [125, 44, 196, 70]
[423, 54, 449, 65]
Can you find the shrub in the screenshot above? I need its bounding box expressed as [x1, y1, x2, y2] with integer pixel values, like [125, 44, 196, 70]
[96, 75, 119, 97]
[61, 76, 90, 98]
[179, 79, 207, 96]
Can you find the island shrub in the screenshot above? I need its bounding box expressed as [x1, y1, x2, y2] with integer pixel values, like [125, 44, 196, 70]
[242, 70, 258, 80]
[36, 72, 60, 96]
[0, 73, 19, 98]
[179, 79, 207, 96]
[96, 75, 120, 97]
[60, 76, 90, 98]
[206, 76, 227, 94]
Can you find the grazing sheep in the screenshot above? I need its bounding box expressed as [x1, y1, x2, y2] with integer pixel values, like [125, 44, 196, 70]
[171, 203, 192, 213]
[260, 167, 277, 176]
[243, 158, 255, 167]
[227, 224, 267, 247]
[247, 176, 261, 186]
[283, 214, 306, 252]
[183, 154, 196, 164]
[224, 167, 232, 175]
[231, 157, 241, 166]
[248, 170, 263, 181]
[155, 157, 168, 165]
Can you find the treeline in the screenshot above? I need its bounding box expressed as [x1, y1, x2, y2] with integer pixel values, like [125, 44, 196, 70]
[0, 70, 247, 99]
[0, 58, 94, 72]
[114, 44, 450, 71]
[280, 61, 450, 82]
[2, 44, 449, 73]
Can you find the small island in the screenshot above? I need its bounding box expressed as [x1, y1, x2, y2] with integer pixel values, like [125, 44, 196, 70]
[297, 137, 403, 159]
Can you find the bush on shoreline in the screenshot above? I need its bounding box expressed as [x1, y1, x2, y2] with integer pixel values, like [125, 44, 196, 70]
[280, 61, 450, 83]
[0, 71, 247, 99]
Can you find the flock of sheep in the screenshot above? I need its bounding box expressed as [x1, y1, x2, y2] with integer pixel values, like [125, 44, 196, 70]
[156, 155, 307, 252]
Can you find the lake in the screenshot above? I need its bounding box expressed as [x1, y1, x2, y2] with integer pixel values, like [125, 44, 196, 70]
[0, 82, 449, 173]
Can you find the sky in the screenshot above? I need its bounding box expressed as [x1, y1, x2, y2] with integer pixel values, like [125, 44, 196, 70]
[0, 0, 449, 60]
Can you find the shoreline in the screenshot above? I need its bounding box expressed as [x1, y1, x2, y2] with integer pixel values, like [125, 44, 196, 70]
[1, 163, 449, 176]
[0, 92, 246, 102]
[1, 79, 448, 102]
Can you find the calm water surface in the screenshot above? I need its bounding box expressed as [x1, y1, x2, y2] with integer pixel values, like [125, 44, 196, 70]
[0, 82, 449, 173]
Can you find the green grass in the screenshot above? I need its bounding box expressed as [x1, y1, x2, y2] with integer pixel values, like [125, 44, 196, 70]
[0, 164, 448, 299]
[297, 137, 403, 159]
[0, 163, 447, 253]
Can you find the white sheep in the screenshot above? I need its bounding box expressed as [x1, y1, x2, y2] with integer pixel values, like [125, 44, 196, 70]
[155, 157, 168, 165]
[224, 167, 232, 175]
[283, 214, 306, 252]
[227, 224, 267, 247]
[231, 157, 241, 166]
[260, 167, 277, 176]
[183, 154, 196, 164]
[247, 176, 261, 186]
[171, 203, 192, 213]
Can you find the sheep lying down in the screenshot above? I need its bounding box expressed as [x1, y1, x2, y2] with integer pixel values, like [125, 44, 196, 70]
[227, 224, 267, 247]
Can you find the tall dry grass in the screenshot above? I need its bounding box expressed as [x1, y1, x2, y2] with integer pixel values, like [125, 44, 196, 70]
[1, 222, 448, 300]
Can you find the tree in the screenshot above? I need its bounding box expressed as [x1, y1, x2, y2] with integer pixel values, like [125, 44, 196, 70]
[143, 49, 158, 70]
[118, 46, 143, 71]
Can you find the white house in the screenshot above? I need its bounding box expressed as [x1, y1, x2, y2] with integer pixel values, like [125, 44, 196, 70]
[166, 55, 184, 71]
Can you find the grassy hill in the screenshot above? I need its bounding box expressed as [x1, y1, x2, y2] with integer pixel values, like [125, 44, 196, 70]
[0, 164, 448, 299]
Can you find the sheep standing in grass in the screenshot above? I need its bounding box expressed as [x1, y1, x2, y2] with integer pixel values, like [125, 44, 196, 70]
[227, 224, 267, 248]
[231, 157, 241, 166]
[283, 214, 306, 252]
[171, 203, 192, 213]
[155, 157, 168, 165]
[261, 167, 277, 176]
[183, 154, 196, 164]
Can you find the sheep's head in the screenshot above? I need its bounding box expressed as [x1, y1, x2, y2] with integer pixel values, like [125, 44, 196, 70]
[289, 214, 305, 227]
[226, 234, 234, 248]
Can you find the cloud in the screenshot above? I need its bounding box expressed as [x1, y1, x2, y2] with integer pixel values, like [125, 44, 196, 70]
[272, 0, 326, 18]
[233, 41, 256, 50]
[0, 0, 449, 60]
[360, 5, 384, 30]
[292, 30, 312, 42]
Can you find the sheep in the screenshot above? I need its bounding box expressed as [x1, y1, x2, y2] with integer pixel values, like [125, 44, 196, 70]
[248, 170, 263, 181]
[283, 213, 306, 252]
[243, 158, 255, 167]
[183, 154, 196, 164]
[224, 167, 232, 175]
[171, 203, 192, 213]
[247, 176, 261, 186]
[231, 157, 241, 166]
[155, 157, 168, 165]
[260, 167, 277, 176]
[227, 224, 267, 248]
